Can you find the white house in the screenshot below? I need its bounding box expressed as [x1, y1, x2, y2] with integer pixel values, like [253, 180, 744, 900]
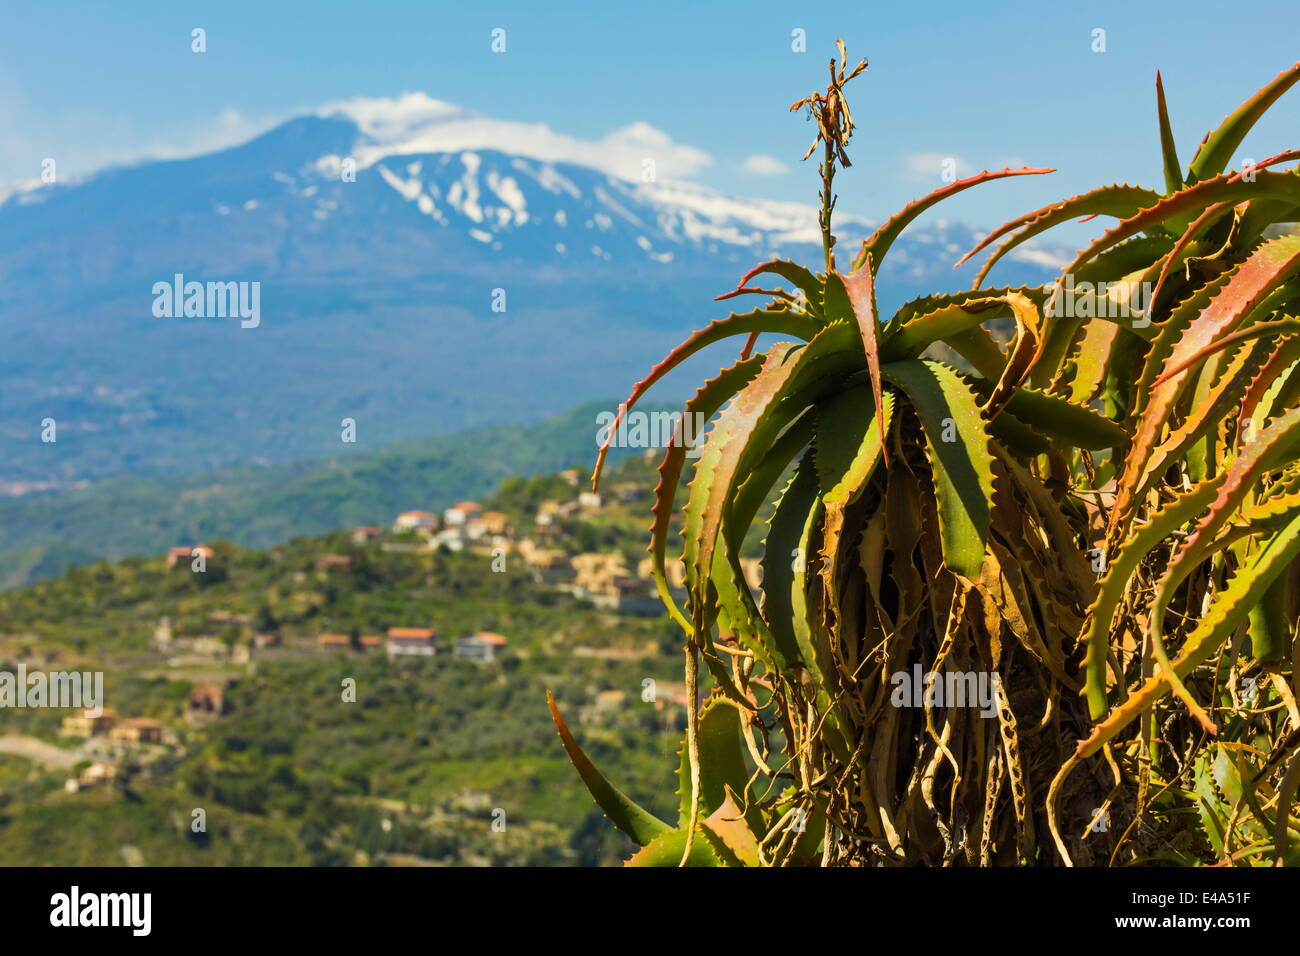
[454, 632, 508, 663]
[443, 501, 483, 527]
[393, 510, 439, 533]
[386, 627, 437, 657]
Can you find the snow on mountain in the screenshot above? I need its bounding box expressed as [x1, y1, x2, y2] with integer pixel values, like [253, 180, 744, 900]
[0, 96, 1070, 487]
[1, 92, 1067, 286]
[319, 91, 713, 181]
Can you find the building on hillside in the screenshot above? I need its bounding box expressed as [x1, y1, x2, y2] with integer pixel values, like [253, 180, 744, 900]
[386, 627, 437, 658]
[112, 718, 164, 745]
[351, 526, 381, 544]
[317, 633, 353, 651]
[60, 708, 118, 738]
[533, 508, 562, 541]
[571, 552, 630, 592]
[479, 511, 512, 536]
[66, 761, 117, 793]
[188, 636, 228, 659]
[571, 551, 661, 614]
[609, 482, 649, 504]
[429, 527, 467, 553]
[358, 634, 384, 652]
[186, 684, 228, 727]
[209, 610, 251, 626]
[593, 689, 627, 712]
[518, 539, 570, 584]
[254, 633, 280, 648]
[315, 553, 353, 572]
[609, 576, 662, 616]
[577, 491, 603, 513]
[443, 501, 483, 527]
[393, 510, 439, 533]
[166, 545, 214, 569]
[454, 632, 509, 663]
[152, 616, 174, 650]
[653, 682, 691, 712]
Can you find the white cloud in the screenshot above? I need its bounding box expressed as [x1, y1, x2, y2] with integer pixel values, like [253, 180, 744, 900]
[319, 92, 713, 181]
[903, 152, 974, 183]
[742, 154, 789, 176]
[0, 88, 714, 189]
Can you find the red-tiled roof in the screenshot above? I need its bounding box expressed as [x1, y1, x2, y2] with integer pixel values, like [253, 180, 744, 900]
[387, 627, 436, 641]
[167, 545, 214, 559]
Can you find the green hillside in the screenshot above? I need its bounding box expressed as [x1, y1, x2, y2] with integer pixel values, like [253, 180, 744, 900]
[0, 401, 652, 589]
[0, 455, 689, 866]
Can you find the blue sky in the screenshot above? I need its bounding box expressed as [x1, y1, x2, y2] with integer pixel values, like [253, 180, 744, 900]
[2, 0, 1297, 237]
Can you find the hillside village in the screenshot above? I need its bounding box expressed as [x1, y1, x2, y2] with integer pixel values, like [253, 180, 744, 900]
[157, 457, 762, 667]
[368, 466, 761, 613]
[0, 456, 706, 863]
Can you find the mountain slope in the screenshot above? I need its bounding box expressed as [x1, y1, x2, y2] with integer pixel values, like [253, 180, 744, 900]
[0, 95, 1067, 486]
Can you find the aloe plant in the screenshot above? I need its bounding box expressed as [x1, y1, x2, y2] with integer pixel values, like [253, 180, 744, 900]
[552, 47, 1300, 866]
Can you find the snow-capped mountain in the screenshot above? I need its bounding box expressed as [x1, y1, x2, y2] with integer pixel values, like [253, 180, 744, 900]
[0, 96, 1068, 485]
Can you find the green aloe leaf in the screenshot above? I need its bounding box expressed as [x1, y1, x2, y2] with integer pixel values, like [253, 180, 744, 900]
[1061, 170, 1300, 284]
[1080, 481, 1220, 718]
[881, 359, 995, 580]
[1155, 71, 1183, 194]
[1187, 62, 1300, 184]
[1080, 507, 1300, 758]
[760, 453, 851, 760]
[716, 258, 826, 316]
[956, 184, 1161, 288]
[593, 308, 823, 485]
[625, 826, 725, 867]
[760, 452, 820, 674]
[852, 166, 1054, 275]
[827, 263, 888, 456]
[676, 698, 760, 833]
[649, 356, 766, 634]
[547, 691, 671, 846]
[815, 384, 893, 617]
[716, 410, 816, 670]
[684, 324, 859, 622]
[1111, 233, 1300, 541]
